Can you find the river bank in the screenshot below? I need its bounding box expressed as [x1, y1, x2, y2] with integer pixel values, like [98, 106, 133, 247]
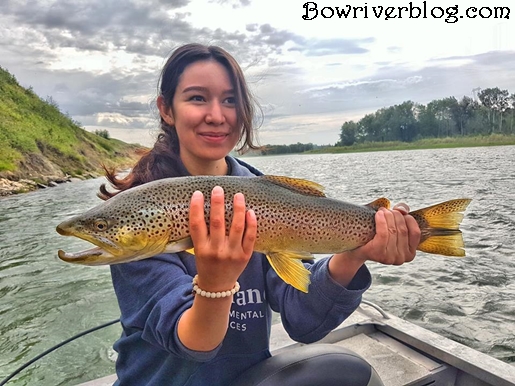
[0, 145, 142, 197]
[3, 136, 514, 196]
[309, 134, 515, 154]
[0, 174, 101, 196]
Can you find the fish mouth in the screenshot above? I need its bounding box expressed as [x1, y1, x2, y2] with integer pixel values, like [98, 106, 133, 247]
[58, 247, 117, 265]
[56, 230, 166, 265]
[57, 245, 151, 265]
[56, 223, 124, 265]
[56, 220, 171, 265]
[56, 224, 72, 236]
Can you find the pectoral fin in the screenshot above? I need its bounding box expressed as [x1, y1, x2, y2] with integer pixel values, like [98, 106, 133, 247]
[266, 251, 313, 293]
[164, 237, 194, 253]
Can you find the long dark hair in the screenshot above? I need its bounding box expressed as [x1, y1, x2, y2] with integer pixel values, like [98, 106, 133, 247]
[99, 43, 260, 200]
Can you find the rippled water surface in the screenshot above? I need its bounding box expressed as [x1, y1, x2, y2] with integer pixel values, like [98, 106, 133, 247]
[1, 146, 514, 385]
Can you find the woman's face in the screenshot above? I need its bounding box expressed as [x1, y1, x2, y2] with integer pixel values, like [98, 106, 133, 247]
[161, 60, 240, 175]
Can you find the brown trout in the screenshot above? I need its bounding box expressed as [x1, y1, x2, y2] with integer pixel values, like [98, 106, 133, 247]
[56, 175, 471, 293]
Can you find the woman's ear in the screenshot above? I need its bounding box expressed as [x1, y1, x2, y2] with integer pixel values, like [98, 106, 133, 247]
[157, 95, 174, 126]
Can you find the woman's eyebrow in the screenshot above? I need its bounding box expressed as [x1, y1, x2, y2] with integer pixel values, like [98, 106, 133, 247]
[182, 86, 208, 93]
[182, 86, 235, 94]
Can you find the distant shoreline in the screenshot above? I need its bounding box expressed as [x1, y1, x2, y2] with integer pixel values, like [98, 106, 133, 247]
[310, 134, 515, 154]
[242, 134, 515, 157]
[4, 135, 514, 196]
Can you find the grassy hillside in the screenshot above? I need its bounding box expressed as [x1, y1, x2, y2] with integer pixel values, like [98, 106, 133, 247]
[0, 66, 145, 182]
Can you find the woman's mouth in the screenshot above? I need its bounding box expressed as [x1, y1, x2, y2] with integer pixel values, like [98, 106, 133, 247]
[199, 132, 229, 143]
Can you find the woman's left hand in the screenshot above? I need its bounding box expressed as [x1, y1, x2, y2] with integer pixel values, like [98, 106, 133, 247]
[328, 204, 421, 287]
[356, 203, 421, 265]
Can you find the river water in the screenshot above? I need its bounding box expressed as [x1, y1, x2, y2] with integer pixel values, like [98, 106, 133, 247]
[1, 146, 514, 385]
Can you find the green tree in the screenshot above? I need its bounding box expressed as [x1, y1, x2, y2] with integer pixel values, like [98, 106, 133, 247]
[425, 98, 456, 137]
[417, 103, 438, 138]
[508, 93, 515, 134]
[392, 101, 418, 142]
[357, 113, 379, 142]
[94, 129, 110, 139]
[339, 121, 358, 146]
[450, 96, 477, 136]
[478, 87, 510, 133]
[375, 107, 395, 141]
[337, 87, 514, 145]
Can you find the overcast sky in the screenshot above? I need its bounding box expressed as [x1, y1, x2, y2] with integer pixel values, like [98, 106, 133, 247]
[2, 0, 514, 147]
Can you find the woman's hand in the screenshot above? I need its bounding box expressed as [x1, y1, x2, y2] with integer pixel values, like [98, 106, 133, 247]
[353, 203, 421, 265]
[328, 204, 421, 287]
[189, 186, 257, 292]
[178, 187, 257, 352]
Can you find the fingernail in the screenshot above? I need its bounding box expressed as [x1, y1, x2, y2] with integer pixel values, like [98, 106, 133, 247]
[394, 203, 409, 214]
[234, 192, 244, 202]
[192, 190, 203, 199]
[212, 186, 223, 194]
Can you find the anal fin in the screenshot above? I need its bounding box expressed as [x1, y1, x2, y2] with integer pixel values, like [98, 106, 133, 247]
[266, 251, 313, 293]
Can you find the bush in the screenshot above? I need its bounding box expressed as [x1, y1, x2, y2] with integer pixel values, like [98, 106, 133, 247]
[94, 129, 110, 139]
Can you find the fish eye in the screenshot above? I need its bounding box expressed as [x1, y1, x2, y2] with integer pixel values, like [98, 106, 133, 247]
[94, 219, 109, 231]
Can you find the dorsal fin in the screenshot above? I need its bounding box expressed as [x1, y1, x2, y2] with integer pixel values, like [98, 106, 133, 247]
[262, 175, 326, 197]
[365, 197, 391, 210]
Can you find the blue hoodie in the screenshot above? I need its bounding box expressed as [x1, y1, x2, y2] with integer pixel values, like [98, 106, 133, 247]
[111, 156, 371, 385]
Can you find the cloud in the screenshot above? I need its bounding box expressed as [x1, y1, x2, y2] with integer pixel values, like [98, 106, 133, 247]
[244, 25, 374, 57]
[289, 37, 375, 56]
[0, 0, 253, 59]
[1, 0, 514, 146]
[210, 0, 251, 8]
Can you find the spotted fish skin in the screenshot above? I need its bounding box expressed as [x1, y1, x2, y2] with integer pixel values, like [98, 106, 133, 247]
[56, 175, 471, 292]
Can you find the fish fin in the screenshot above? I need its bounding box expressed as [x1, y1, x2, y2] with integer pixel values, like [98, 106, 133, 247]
[411, 199, 472, 257]
[365, 197, 391, 210]
[164, 237, 194, 253]
[185, 248, 195, 255]
[262, 175, 326, 197]
[418, 234, 466, 257]
[266, 251, 313, 293]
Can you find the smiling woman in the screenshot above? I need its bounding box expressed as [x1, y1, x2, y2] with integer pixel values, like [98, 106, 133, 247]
[67, 42, 422, 386]
[98, 44, 260, 198]
[157, 61, 241, 175]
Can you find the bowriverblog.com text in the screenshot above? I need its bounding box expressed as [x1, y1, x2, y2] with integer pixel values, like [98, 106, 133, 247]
[302, 1, 510, 23]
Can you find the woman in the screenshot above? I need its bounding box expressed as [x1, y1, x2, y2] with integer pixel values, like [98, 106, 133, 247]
[102, 43, 420, 385]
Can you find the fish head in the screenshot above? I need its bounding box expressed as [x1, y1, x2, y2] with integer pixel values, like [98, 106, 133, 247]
[56, 200, 172, 265]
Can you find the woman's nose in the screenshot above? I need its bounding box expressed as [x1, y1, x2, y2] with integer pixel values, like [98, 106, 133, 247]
[205, 101, 225, 125]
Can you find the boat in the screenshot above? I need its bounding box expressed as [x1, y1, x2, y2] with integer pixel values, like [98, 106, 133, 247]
[74, 300, 515, 386]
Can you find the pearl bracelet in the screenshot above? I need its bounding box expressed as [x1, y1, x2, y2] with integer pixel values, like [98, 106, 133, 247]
[192, 275, 240, 298]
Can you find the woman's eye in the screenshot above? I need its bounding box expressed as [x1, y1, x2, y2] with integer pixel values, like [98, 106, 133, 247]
[224, 96, 236, 105]
[189, 95, 205, 102]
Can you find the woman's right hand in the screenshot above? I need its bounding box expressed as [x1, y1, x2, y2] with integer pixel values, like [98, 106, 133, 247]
[178, 187, 256, 351]
[188, 186, 257, 292]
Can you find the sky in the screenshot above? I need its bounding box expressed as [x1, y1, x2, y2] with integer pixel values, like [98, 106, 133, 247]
[1, 0, 515, 147]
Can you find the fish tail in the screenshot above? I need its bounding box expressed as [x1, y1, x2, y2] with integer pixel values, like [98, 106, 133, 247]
[410, 199, 472, 257]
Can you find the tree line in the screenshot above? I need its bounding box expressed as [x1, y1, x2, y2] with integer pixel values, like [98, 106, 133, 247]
[260, 142, 315, 155]
[338, 87, 515, 146]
